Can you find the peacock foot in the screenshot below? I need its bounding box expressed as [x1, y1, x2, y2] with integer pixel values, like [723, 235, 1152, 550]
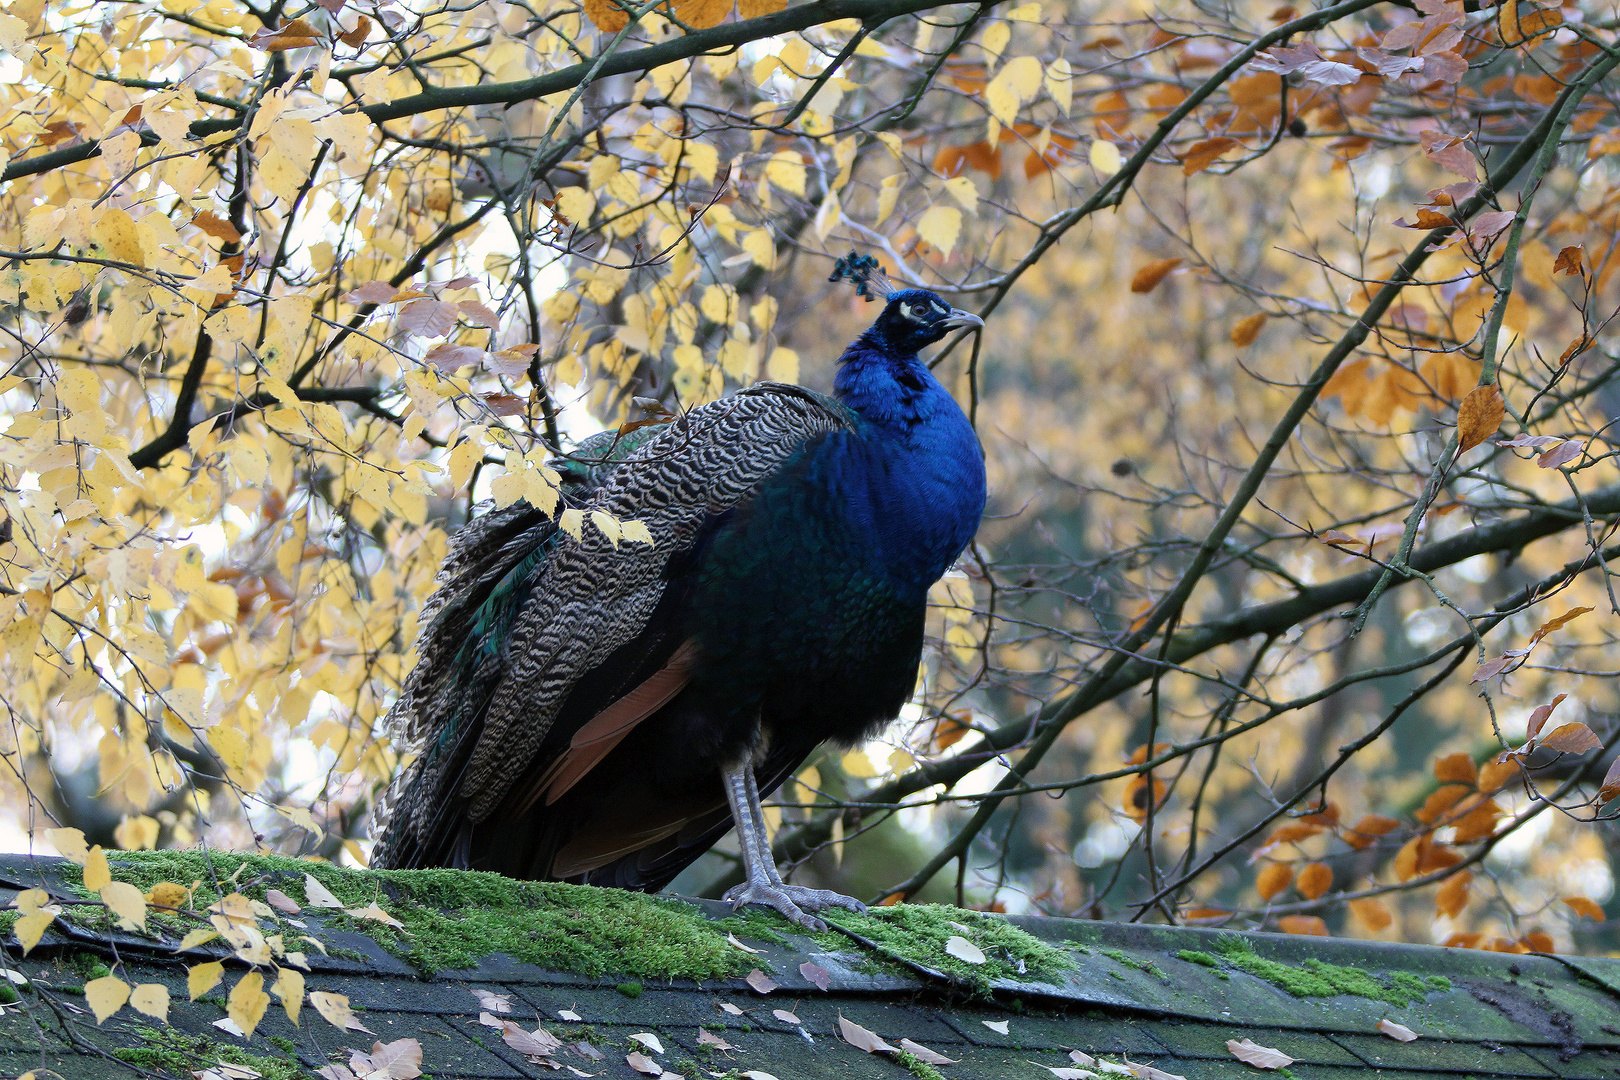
[724, 880, 867, 931]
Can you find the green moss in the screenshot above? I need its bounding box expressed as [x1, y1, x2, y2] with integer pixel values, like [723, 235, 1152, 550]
[895, 1048, 948, 1080]
[113, 1030, 307, 1080]
[86, 851, 763, 981]
[1426, 975, 1451, 991]
[1210, 938, 1438, 1007]
[826, 904, 1071, 992]
[616, 981, 644, 998]
[1099, 948, 1170, 982]
[1175, 949, 1220, 968]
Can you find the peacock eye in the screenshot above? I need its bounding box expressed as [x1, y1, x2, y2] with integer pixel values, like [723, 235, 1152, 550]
[899, 302, 918, 321]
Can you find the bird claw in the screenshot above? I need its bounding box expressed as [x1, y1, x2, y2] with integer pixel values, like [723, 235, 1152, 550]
[725, 881, 867, 931]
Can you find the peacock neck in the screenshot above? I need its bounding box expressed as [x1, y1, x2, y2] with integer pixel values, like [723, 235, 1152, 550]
[825, 335, 987, 594]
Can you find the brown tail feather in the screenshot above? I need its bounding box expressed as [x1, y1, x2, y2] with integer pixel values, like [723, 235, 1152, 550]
[508, 640, 699, 816]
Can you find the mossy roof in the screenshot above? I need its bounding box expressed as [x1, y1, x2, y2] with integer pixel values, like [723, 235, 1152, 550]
[3, 853, 1619, 1080]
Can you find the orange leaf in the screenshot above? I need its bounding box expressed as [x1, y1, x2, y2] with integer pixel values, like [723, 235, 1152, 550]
[1522, 930, 1555, 953]
[1435, 871, 1472, 918]
[1444, 931, 1484, 948]
[1264, 822, 1324, 846]
[1476, 759, 1519, 794]
[1123, 774, 1167, 821]
[673, 0, 733, 29]
[1343, 814, 1399, 850]
[337, 15, 372, 46]
[1414, 784, 1470, 825]
[1450, 799, 1501, 843]
[1180, 136, 1241, 174]
[1231, 312, 1267, 347]
[930, 714, 971, 752]
[1130, 258, 1182, 294]
[1524, 693, 1567, 740]
[1277, 915, 1329, 936]
[1432, 753, 1477, 787]
[192, 211, 242, 244]
[1456, 383, 1504, 454]
[582, 0, 630, 31]
[737, 0, 786, 14]
[1417, 838, 1463, 876]
[877, 892, 906, 907]
[1125, 742, 1172, 766]
[1296, 862, 1333, 900]
[1256, 863, 1293, 901]
[1531, 607, 1591, 645]
[1184, 907, 1230, 921]
[1349, 897, 1392, 931]
[1553, 245, 1584, 276]
[1562, 895, 1605, 921]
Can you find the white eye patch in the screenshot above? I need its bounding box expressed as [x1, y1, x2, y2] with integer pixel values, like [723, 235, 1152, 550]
[900, 301, 918, 320]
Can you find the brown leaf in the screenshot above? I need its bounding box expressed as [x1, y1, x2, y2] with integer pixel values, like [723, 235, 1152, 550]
[1532, 607, 1591, 644]
[1499, 0, 1562, 46]
[342, 281, 401, 305]
[1130, 258, 1182, 294]
[1231, 312, 1267, 347]
[351, 1039, 423, 1079]
[1599, 755, 1620, 802]
[625, 1051, 661, 1075]
[1420, 129, 1478, 180]
[470, 989, 511, 1013]
[1562, 895, 1605, 920]
[1379, 1019, 1418, 1042]
[1525, 694, 1568, 740]
[698, 1028, 737, 1051]
[1436, 870, 1472, 918]
[744, 969, 777, 994]
[249, 18, 323, 50]
[1456, 383, 1504, 454]
[1553, 245, 1584, 276]
[1432, 753, 1477, 786]
[501, 1021, 563, 1058]
[1396, 207, 1453, 230]
[337, 15, 371, 46]
[192, 211, 242, 244]
[838, 1014, 897, 1053]
[1180, 136, 1241, 174]
[1227, 1038, 1295, 1069]
[1469, 210, 1516, 244]
[1538, 722, 1601, 756]
[799, 961, 831, 991]
[737, 0, 787, 14]
[397, 298, 460, 337]
[1537, 440, 1581, 469]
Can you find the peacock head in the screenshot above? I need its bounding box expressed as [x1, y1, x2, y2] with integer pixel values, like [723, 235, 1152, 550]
[828, 251, 983, 355]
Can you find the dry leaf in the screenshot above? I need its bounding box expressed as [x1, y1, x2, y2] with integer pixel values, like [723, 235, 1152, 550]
[944, 935, 987, 964]
[1227, 1039, 1295, 1069]
[558, 1009, 582, 1021]
[502, 1021, 563, 1057]
[625, 1051, 661, 1075]
[303, 874, 343, 908]
[1525, 694, 1568, 740]
[983, 1019, 1011, 1034]
[1539, 722, 1601, 755]
[351, 1038, 424, 1079]
[345, 903, 404, 929]
[745, 969, 777, 994]
[1296, 862, 1333, 900]
[771, 1009, 800, 1024]
[1231, 312, 1267, 347]
[1456, 384, 1504, 454]
[1563, 895, 1605, 920]
[1379, 1019, 1418, 1041]
[310, 991, 372, 1033]
[1127, 1060, 1188, 1080]
[838, 1014, 897, 1053]
[265, 889, 300, 914]
[697, 1028, 736, 1051]
[719, 1002, 744, 1016]
[472, 988, 511, 1013]
[899, 1038, 959, 1064]
[726, 933, 762, 955]
[1130, 258, 1182, 294]
[629, 1033, 664, 1055]
[799, 961, 831, 990]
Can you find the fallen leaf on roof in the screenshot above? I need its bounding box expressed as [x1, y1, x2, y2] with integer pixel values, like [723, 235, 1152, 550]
[1379, 1019, 1418, 1042]
[302, 874, 343, 908]
[626, 1051, 662, 1075]
[719, 1002, 744, 1016]
[772, 1009, 800, 1024]
[501, 1020, 563, 1057]
[899, 1039, 958, 1065]
[799, 961, 831, 990]
[745, 969, 777, 994]
[1227, 1038, 1295, 1069]
[630, 1033, 665, 1054]
[945, 935, 987, 964]
[205, 1062, 264, 1078]
[349, 1038, 423, 1079]
[212, 1017, 247, 1037]
[565, 1068, 597, 1078]
[309, 992, 371, 1034]
[838, 1014, 898, 1053]
[697, 1029, 736, 1051]
[315, 1064, 358, 1080]
[558, 1009, 582, 1021]
[726, 933, 762, 954]
[1072, 1051, 1098, 1066]
[573, 1041, 603, 1060]
[345, 903, 404, 929]
[264, 889, 300, 914]
[477, 1012, 505, 1029]
[739, 1073, 780, 1080]
[983, 1019, 1011, 1034]
[471, 989, 510, 1013]
[1126, 1060, 1187, 1080]
[1033, 1066, 1097, 1080]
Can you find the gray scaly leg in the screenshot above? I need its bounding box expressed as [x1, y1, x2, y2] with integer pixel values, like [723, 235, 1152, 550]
[720, 758, 866, 931]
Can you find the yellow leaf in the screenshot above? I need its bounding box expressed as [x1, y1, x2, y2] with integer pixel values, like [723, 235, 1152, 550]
[228, 971, 270, 1038]
[764, 151, 806, 197]
[100, 881, 148, 930]
[188, 961, 224, 1000]
[943, 175, 978, 213]
[177, 928, 220, 951]
[1045, 58, 1072, 114]
[554, 187, 595, 225]
[86, 975, 131, 1024]
[84, 845, 111, 892]
[310, 990, 370, 1032]
[917, 205, 961, 257]
[44, 827, 88, 865]
[741, 229, 775, 269]
[14, 909, 55, 954]
[620, 519, 654, 546]
[274, 965, 305, 1025]
[558, 508, 584, 541]
[1089, 139, 1122, 175]
[841, 749, 877, 778]
[130, 982, 170, 1022]
[93, 207, 146, 267]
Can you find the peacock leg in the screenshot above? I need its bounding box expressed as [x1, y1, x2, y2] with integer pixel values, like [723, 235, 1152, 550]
[720, 758, 866, 931]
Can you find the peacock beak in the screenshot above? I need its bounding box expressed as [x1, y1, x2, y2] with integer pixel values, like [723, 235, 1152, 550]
[941, 308, 984, 330]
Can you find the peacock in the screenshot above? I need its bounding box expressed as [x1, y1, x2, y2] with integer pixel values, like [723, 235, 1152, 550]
[371, 254, 987, 928]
